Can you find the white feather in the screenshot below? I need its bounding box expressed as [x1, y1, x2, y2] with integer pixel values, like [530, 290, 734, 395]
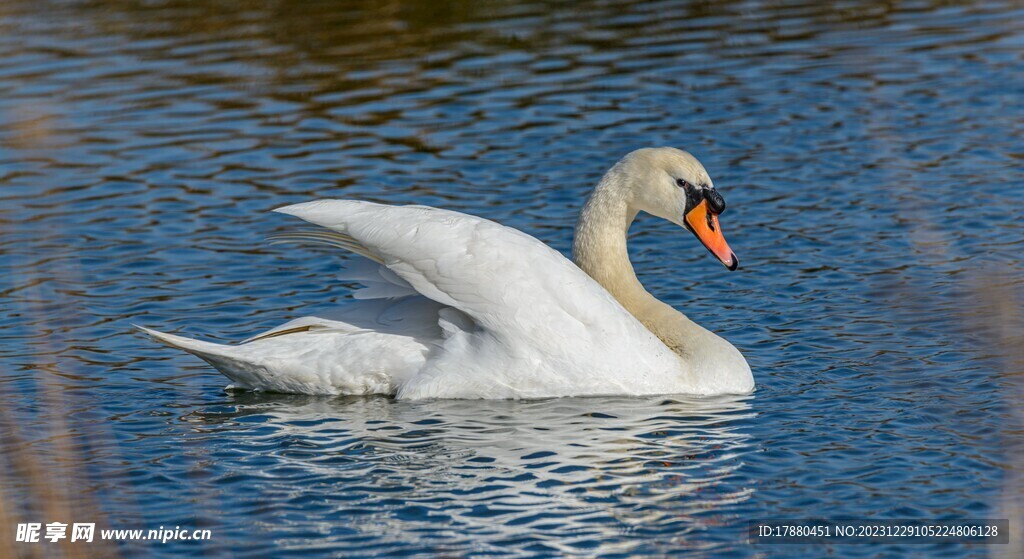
[139, 148, 754, 399]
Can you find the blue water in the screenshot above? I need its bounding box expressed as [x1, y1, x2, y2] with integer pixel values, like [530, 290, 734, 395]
[1, 0, 1022, 557]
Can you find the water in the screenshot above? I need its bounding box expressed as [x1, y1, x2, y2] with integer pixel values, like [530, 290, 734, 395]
[1, 0, 1022, 557]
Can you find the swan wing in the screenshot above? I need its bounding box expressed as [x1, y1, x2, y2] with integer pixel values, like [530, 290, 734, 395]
[275, 200, 617, 334]
[275, 200, 682, 398]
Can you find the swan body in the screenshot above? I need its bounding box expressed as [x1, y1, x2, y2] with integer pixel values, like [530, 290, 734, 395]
[141, 148, 754, 398]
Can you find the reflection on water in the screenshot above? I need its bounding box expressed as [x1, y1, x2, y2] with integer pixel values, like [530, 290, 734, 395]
[181, 395, 754, 556]
[0, 0, 1022, 557]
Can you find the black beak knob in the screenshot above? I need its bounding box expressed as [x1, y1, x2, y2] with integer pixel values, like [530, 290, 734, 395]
[706, 189, 726, 213]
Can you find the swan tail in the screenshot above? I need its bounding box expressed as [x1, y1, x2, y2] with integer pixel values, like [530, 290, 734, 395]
[135, 324, 224, 355]
[134, 325, 258, 390]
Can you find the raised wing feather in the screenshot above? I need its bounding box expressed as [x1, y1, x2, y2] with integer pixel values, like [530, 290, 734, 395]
[274, 200, 681, 398]
[275, 201, 623, 339]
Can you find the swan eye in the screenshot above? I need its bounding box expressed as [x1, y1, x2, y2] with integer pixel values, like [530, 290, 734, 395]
[675, 178, 691, 189]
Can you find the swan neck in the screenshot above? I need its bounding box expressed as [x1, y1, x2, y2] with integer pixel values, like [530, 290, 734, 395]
[572, 173, 722, 362]
[572, 179, 647, 312]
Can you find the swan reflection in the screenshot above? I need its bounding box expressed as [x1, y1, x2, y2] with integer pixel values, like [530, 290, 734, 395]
[181, 394, 756, 555]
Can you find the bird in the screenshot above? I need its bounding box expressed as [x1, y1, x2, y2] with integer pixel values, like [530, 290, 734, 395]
[138, 147, 754, 399]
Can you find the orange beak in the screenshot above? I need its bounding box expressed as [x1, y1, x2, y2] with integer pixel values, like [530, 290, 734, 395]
[684, 199, 738, 270]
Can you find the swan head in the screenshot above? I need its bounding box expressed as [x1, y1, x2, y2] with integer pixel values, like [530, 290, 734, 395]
[616, 147, 738, 270]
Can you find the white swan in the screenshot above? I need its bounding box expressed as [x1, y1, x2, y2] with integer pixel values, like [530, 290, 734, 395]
[139, 147, 754, 399]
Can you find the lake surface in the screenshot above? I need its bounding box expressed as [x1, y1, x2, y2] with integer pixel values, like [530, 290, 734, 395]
[1, 0, 1022, 557]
